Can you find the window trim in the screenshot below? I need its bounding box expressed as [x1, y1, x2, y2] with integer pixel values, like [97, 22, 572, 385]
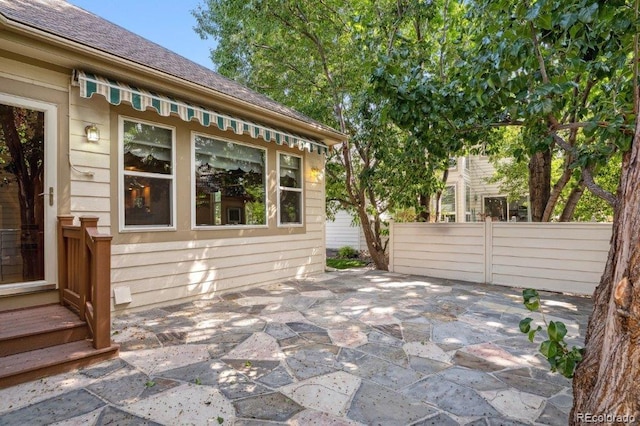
[277, 151, 304, 227]
[190, 131, 269, 230]
[118, 116, 177, 232]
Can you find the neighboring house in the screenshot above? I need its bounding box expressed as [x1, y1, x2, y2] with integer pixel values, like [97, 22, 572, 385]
[0, 0, 344, 314]
[325, 155, 529, 249]
[443, 155, 530, 223]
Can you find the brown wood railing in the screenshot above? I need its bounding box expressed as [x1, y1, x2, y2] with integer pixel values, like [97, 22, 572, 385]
[57, 216, 113, 349]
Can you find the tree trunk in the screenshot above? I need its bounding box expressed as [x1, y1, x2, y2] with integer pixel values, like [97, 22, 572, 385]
[357, 204, 388, 270]
[417, 194, 431, 222]
[528, 149, 552, 222]
[570, 121, 640, 424]
[559, 180, 585, 222]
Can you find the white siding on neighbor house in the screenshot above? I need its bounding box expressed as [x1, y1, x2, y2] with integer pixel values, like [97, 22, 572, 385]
[390, 221, 611, 295]
[110, 159, 326, 313]
[326, 210, 365, 250]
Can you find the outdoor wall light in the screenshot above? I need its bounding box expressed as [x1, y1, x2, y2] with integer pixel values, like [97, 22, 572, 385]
[310, 167, 322, 182]
[84, 123, 100, 142]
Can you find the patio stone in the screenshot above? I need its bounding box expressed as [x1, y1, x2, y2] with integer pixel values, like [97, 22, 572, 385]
[346, 381, 436, 425]
[408, 356, 451, 375]
[403, 341, 452, 363]
[86, 368, 150, 405]
[481, 388, 545, 423]
[338, 349, 423, 390]
[289, 409, 362, 426]
[0, 270, 593, 426]
[222, 332, 284, 361]
[123, 383, 234, 425]
[280, 371, 361, 416]
[328, 328, 368, 347]
[233, 392, 304, 422]
[0, 389, 105, 426]
[401, 321, 432, 342]
[112, 326, 161, 351]
[95, 406, 163, 426]
[257, 365, 295, 388]
[403, 376, 499, 417]
[437, 366, 507, 392]
[494, 370, 566, 397]
[119, 344, 211, 375]
[264, 323, 297, 341]
[368, 329, 403, 347]
[536, 401, 571, 426]
[412, 412, 460, 426]
[80, 358, 128, 379]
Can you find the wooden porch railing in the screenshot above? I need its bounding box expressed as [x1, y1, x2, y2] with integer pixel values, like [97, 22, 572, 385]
[57, 216, 112, 349]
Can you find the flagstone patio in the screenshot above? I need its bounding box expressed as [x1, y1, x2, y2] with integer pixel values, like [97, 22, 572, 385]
[0, 269, 591, 425]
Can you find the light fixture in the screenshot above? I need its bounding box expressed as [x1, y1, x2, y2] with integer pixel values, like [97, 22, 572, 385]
[310, 167, 322, 183]
[84, 123, 100, 142]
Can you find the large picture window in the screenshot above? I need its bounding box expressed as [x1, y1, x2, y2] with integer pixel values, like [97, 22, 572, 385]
[193, 135, 266, 227]
[278, 153, 303, 225]
[121, 118, 175, 229]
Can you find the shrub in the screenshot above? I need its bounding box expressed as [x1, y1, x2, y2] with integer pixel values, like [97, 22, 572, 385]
[337, 246, 359, 259]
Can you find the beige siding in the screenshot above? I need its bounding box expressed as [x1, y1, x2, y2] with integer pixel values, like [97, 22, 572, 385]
[390, 221, 611, 295]
[68, 90, 112, 232]
[110, 155, 326, 313]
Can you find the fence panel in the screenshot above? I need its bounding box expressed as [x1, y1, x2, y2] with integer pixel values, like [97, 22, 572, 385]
[390, 221, 612, 295]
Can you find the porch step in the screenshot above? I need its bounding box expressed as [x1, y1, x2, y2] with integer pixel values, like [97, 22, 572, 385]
[0, 304, 89, 357]
[0, 339, 119, 389]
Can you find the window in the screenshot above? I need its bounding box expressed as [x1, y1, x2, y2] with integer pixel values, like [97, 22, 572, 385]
[193, 135, 266, 227]
[278, 153, 303, 225]
[121, 118, 175, 229]
[440, 185, 456, 222]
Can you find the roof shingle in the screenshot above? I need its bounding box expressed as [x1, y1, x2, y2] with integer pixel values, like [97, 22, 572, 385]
[0, 0, 340, 137]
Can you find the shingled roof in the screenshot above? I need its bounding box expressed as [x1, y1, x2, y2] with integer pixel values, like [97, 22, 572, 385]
[0, 0, 342, 138]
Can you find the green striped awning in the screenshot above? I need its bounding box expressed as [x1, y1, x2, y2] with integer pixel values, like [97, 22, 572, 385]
[74, 70, 328, 155]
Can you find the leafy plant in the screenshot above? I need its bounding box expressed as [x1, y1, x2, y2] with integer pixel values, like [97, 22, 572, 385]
[195, 378, 202, 385]
[217, 416, 224, 424]
[337, 246, 359, 259]
[145, 380, 156, 388]
[519, 289, 584, 378]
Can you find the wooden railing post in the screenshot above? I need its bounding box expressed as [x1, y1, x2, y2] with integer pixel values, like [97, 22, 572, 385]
[79, 217, 97, 319]
[91, 233, 112, 349]
[57, 216, 74, 305]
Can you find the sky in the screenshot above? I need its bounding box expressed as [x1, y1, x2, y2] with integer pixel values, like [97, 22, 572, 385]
[68, 0, 217, 69]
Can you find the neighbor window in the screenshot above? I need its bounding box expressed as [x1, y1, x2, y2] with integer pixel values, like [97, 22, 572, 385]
[121, 118, 175, 229]
[193, 135, 266, 227]
[278, 153, 303, 225]
[440, 185, 456, 222]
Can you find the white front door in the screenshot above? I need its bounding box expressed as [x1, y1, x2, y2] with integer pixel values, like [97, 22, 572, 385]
[0, 93, 57, 295]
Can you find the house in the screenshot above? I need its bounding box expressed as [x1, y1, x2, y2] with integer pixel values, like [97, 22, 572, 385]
[325, 155, 530, 249]
[0, 0, 344, 386]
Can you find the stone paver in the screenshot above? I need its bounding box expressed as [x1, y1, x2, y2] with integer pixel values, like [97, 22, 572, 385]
[0, 270, 591, 425]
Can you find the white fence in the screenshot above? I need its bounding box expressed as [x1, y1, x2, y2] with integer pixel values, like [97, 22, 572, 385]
[389, 220, 612, 295]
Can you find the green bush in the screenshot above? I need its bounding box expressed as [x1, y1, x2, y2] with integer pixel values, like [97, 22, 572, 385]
[337, 246, 359, 259]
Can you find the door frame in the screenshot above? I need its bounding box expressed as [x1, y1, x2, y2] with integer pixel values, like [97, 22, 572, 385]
[0, 93, 58, 296]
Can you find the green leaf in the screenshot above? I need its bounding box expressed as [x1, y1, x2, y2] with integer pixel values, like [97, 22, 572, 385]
[522, 289, 540, 311]
[539, 340, 559, 359]
[548, 321, 567, 342]
[528, 327, 541, 342]
[145, 380, 156, 388]
[195, 378, 202, 385]
[519, 317, 533, 333]
[217, 416, 224, 424]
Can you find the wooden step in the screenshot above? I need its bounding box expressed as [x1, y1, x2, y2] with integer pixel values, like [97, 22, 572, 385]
[0, 339, 119, 389]
[0, 304, 89, 357]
